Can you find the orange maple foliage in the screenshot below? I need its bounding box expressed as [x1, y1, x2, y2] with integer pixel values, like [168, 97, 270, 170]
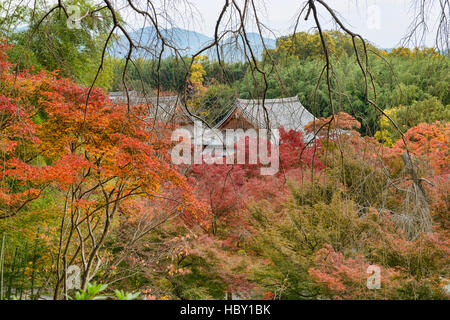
[0, 41, 208, 293]
[394, 121, 449, 175]
[304, 112, 361, 138]
[1, 41, 205, 222]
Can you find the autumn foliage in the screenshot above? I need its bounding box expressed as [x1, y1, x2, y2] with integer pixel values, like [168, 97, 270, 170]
[0, 39, 448, 300]
[394, 121, 449, 175]
[0, 41, 207, 295]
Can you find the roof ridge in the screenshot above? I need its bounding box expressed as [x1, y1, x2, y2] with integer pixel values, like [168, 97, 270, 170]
[237, 95, 299, 104]
[213, 104, 238, 129]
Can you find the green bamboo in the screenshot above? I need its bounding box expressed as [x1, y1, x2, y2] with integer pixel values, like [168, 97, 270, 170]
[30, 230, 39, 299]
[6, 246, 18, 299]
[18, 242, 28, 300]
[0, 233, 5, 300]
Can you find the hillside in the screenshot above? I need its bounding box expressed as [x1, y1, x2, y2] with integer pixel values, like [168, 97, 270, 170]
[110, 27, 276, 61]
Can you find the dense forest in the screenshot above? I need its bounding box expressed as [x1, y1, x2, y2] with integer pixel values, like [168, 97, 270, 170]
[0, 0, 449, 301]
[106, 36, 449, 136]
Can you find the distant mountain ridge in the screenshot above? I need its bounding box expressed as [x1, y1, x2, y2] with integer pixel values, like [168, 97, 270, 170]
[110, 27, 276, 62]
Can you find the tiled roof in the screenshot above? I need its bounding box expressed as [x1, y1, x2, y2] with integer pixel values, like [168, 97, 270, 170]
[226, 96, 315, 131]
[108, 91, 195, 123]
[109, 92, 316, 131]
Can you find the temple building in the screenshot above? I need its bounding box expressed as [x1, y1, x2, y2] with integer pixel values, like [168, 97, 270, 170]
[108, 91, 195, 127]
[108, 92, 316, 147]
[215, 96, 315, 132]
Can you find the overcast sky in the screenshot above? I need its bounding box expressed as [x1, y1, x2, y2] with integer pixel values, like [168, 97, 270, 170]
[131, 0, 441, 49]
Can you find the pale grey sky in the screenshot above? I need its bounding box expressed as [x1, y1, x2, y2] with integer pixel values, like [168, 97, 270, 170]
[128, 0, 441, 49]
[21, 0, 443, 48]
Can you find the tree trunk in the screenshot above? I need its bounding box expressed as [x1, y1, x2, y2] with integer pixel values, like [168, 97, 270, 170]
[401, 152, 432, 236]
